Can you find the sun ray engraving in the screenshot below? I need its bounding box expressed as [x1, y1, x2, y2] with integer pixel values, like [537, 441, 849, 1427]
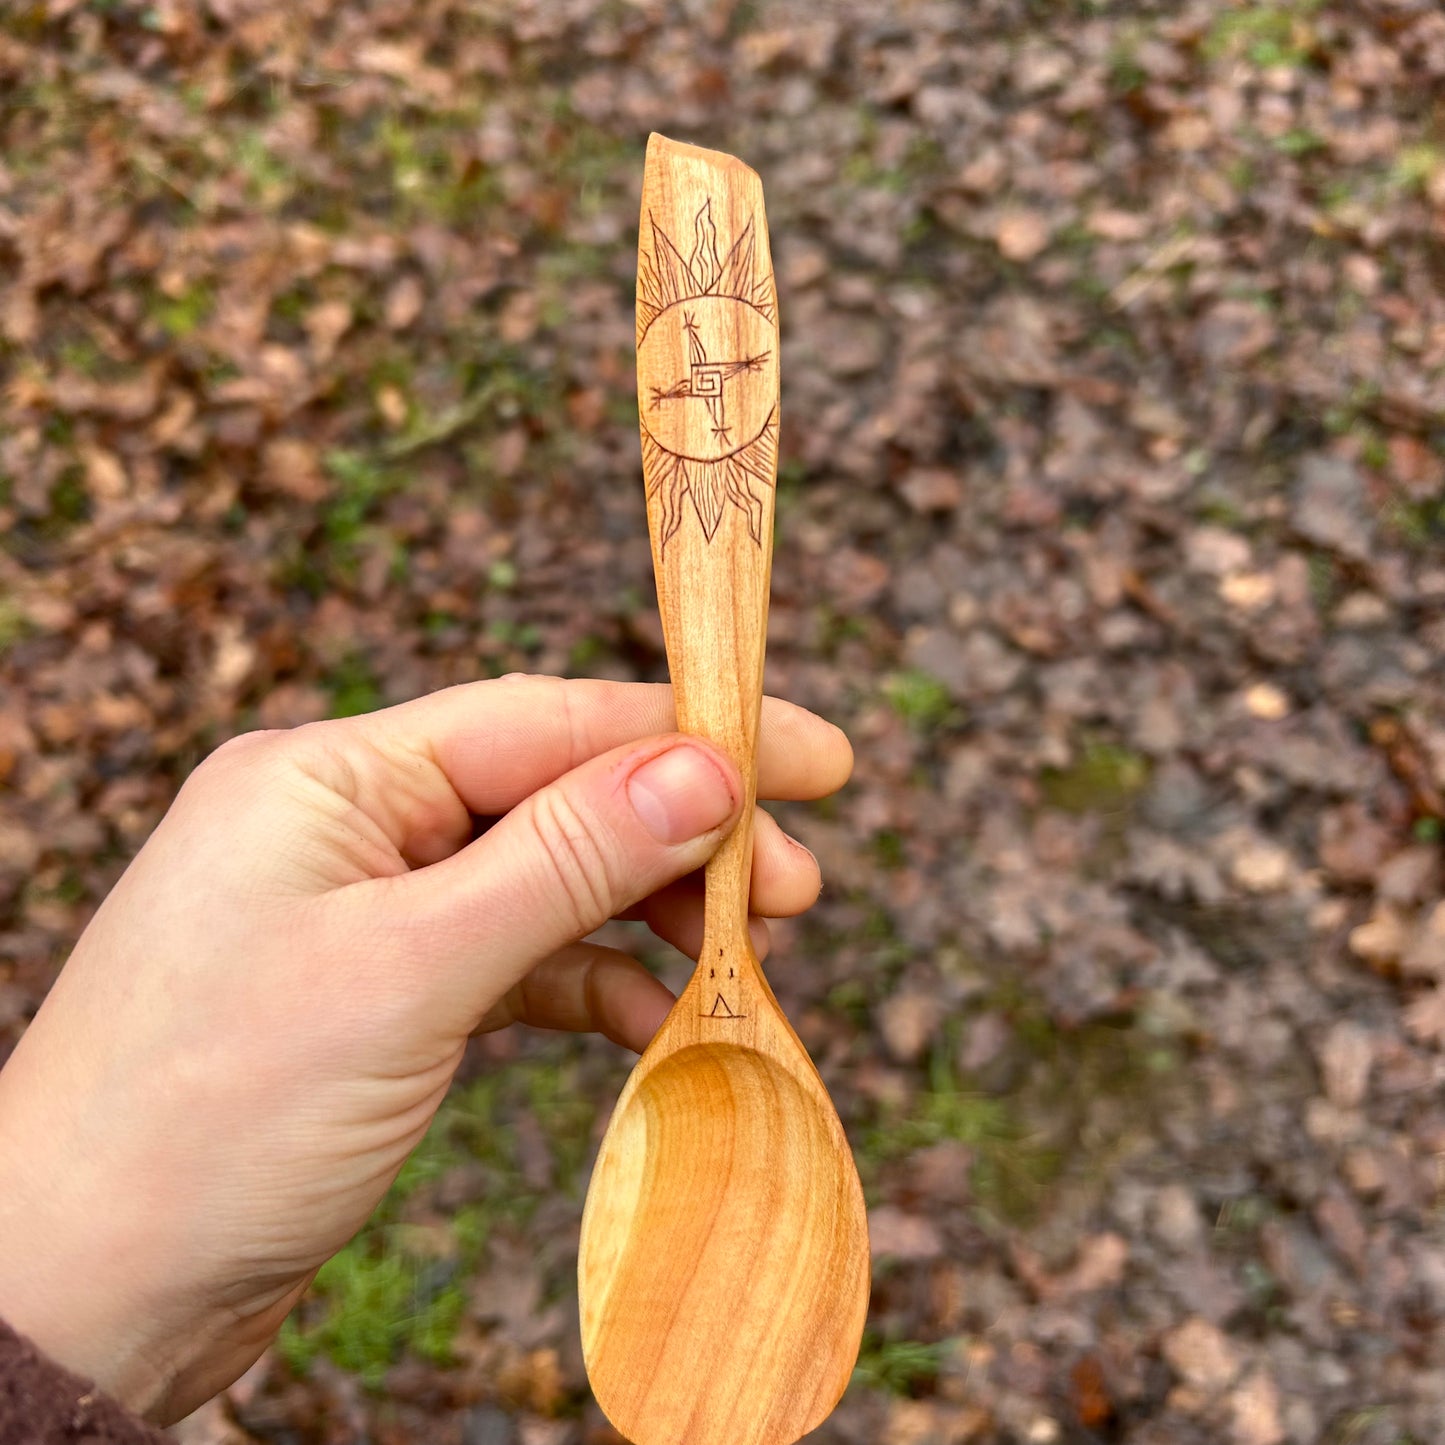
[638, 196, 778, 550]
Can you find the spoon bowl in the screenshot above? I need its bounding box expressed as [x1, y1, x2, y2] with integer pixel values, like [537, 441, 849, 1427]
[581, 993, 868, 1445]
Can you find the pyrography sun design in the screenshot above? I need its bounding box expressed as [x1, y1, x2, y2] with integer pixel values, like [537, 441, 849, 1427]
[637, 197, 779, 549]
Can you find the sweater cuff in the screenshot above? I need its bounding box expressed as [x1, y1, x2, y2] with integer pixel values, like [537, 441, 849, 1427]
[0, 1317, 165, 1445]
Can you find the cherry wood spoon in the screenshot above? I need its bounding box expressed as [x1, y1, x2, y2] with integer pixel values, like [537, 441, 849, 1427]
[577, 134, 870, 1445]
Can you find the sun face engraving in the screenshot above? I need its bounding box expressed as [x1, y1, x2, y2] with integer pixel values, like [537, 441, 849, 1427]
[638, 198, 778, 550]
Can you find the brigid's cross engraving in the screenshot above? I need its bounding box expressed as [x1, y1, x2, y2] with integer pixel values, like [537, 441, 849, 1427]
[649, 311, 770, 447]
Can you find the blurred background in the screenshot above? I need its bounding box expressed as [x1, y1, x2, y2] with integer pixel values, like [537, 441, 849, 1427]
[3, 1, 1445, 1441]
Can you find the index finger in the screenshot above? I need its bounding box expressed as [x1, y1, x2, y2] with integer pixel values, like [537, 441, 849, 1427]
[340, 675, 853, 816]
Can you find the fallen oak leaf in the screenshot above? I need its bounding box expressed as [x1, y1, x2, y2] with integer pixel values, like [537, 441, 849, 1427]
[1348, 905, 1409, 968]
[1370, 716, 1445, 820]
[995, 208, 1051, 262]
[1401, 902, 1445, 980]
[259, 437, 329, 503]
[46, 361, 166, 420]
[1404, 987, 1445, 1046]
[303, 298, 352, 364]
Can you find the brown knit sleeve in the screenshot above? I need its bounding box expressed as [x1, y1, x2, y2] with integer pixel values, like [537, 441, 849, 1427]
[0, 1319, 167, 1445]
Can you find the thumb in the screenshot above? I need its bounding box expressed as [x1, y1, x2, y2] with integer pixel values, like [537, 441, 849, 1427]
[384, 734, 741, 1027]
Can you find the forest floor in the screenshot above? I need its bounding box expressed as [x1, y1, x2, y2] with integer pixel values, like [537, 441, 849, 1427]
[3, 2, 1445, 1442]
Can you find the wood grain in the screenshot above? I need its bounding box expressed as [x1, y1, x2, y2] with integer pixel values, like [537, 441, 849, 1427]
[578, 134, 869, 1445]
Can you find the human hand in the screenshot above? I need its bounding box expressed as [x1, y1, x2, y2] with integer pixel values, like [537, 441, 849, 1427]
[0, 675, 851, 1422]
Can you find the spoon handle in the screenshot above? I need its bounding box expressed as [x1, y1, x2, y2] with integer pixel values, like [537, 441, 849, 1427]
[637, 134, 779, 1003]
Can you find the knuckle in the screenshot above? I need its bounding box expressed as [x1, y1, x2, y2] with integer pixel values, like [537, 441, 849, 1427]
[211, 727, 282, 758]
[196, 728, 287, 779]
[177, 728, 294, 817]
[527, 788, 617, 938]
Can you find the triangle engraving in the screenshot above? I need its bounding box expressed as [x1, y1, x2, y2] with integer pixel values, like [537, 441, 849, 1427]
[707, 993, 742, 1019]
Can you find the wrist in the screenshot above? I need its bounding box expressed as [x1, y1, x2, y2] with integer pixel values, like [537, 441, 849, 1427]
[0, 1062, 187, 1418]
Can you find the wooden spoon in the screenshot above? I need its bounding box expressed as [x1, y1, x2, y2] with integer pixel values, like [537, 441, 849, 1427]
[577, 134, 870, 1445]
